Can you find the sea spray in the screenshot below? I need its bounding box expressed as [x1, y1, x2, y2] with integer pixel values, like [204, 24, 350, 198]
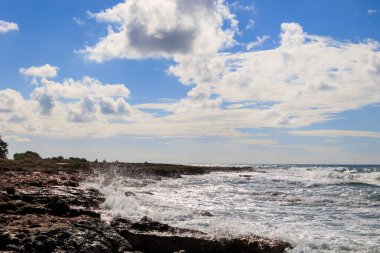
[84, 164, 380, 252]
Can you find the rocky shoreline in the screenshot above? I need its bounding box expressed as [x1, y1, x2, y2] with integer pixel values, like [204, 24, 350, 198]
[0, 159, 292, 253]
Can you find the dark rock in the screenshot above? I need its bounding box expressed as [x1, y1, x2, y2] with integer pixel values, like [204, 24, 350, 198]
[19, 205, 47, 215]
[46, 197, 70, 216]
[28, 181, 44, 187]
[0, 201, 19, 214]
[5, 187, 15, 195]
[112, 217, 292, 253]
[65, 180, 79, 187]
[192, 210, 213, 217]
[125, 191, 136, 197]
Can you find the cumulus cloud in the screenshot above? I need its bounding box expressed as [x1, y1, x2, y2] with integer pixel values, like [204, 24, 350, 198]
[0, 73, 138, 138]
[68, 97, 98, 122]
[82, 0, 238, 61]
[0, 89, 29, 117]
[34, 76, 130, 99]
[29, 76, 131, 117]
[0, 20, 19, 33]
[34, 93, 54, 115]
[19, 64, 59, 84]
[98, 97, 131, 115]
[1, 22, 380, 143]
[169, 23, 380, 128]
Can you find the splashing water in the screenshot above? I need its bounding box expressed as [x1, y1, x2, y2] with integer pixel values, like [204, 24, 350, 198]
[84, 164, 380, 253]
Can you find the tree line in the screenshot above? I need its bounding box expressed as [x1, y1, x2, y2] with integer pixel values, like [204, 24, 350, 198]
[0, 135, 89, 162]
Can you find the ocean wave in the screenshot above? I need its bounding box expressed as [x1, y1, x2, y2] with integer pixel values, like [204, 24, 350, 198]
[284, 167, 380, 187]
[83, 165, 380, 253]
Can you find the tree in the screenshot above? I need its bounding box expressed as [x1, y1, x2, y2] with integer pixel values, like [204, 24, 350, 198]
[14, 151, 41, 161]
[0, 136, 8, 159]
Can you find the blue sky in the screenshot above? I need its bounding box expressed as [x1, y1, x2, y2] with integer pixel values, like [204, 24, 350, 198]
[0, 0, 380, 163]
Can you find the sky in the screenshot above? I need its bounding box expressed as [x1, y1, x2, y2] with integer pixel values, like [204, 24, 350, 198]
[0, 0, 380, 164]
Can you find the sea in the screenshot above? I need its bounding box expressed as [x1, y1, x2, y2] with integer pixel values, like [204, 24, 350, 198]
[85, 164, 380, 253]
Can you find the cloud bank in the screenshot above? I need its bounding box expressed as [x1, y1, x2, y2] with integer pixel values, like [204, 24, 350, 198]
[1, 0, 380, 147]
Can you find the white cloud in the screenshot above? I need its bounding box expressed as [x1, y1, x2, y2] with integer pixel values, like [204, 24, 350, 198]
[30, 76, 131, 117]
[98, 97, 132, 115]
[368, 9, 378, 15]
[73, 17, 85, 25]
[34, 76, 130, 99]
[0, 74, 140, 139]
[290, 130, 380, 138]
[170, 23, 380, 129]
[0, 20, 18, 33]
[82, 0, 238, 62]
[245, 19, 255, 30]
[246, 35, 270, 50]
[280, 22, 305, 48]
[1, 23, 380, 146]
[19, 64, 59, 81]
[0, 89, 27, 114]
[230, 2, 255, 12]
[68, 97, 98, 122]
[2, 135, 31, 142]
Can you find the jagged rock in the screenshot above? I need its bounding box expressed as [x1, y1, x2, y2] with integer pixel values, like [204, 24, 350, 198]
[125, 191, 136, 197]
[111, 217, 292, 253]
[46, 197, 70, 216]
[192, 210, 213, 217]
[0, 168, 131, 253]
[5, 187, 15, 195]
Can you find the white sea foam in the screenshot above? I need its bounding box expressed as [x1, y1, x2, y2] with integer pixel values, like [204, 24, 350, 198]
[84, 165, 380, 253]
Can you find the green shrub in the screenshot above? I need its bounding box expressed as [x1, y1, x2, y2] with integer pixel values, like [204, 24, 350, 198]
[14, 151, 42, 161]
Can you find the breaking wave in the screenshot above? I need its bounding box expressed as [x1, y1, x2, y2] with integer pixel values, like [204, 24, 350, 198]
[84, 164, 380, 253]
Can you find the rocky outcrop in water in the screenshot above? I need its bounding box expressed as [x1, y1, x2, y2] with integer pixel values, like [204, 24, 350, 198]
[111, 216, 292, 253]
[0, 159, 292, 253]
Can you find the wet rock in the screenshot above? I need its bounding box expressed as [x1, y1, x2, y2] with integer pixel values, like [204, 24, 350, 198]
[142, 192, 154, 195]
[0, 167, 130, 253]
[192, 210, 213, 217]
[46, 197, 70, 216]
[239, 174, 253, 178]
[28, 180, 44, 187]
[0, 219, 133, 253]
[0, 201, 19, 213]
[65, 180, 79, 187]
[111, 217, 292, 253]
[125, 191, 136, 197]
[5, 187, 15, 195]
